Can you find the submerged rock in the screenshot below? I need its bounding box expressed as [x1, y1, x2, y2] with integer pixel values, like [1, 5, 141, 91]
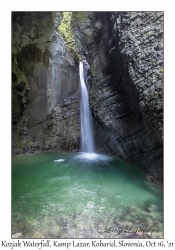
[32, 231, 45, 238]
[12, 232, 22, 238]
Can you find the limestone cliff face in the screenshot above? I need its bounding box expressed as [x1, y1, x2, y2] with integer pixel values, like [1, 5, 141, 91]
[71, 12, 163, 182]
[12, 12, 80, 155]
[12, 11, 163, 183]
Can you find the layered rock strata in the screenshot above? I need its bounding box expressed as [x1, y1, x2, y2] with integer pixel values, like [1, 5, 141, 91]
[71, 12, 163, 182]
[12, 11, 163, 183]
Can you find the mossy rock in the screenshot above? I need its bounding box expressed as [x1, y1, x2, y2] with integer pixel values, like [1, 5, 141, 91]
[57, 12, 79, 60]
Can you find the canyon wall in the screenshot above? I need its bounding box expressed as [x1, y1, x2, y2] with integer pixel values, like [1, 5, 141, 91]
[12, 12, 163, 183]
[71, 12, 163, 182]
[12, 12, 80, 155]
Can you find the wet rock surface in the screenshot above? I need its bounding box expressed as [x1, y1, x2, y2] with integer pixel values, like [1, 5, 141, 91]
[12, 91, 80, 155]
[71, 12, 163, 183]
[12, 12, 80, 155]
[12, 12, 163, 183]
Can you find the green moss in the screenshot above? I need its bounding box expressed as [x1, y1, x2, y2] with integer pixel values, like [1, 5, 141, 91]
[57, 12, 79, 60]
[71, 12, 85, 25]
[76, 12, 85, 20]
[57, 12, 73, 41]
[158, 67, 163, 74]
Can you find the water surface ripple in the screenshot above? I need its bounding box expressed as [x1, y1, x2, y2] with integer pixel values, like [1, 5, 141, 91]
[12, 152, 163, 238]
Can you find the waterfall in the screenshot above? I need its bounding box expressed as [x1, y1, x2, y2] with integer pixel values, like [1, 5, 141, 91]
[79, 61, 95, 153]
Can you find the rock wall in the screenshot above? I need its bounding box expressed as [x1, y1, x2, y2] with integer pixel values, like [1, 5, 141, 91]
[12, 11, 163, 183]
[71, 12, 163, 182]
[12, 12, 80, 155]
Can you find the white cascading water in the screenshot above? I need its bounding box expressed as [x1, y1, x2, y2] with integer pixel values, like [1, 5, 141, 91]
[79, 61, 95, 153]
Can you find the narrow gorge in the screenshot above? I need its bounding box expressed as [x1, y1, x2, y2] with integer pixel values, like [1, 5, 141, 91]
[12, 11, 163, 239]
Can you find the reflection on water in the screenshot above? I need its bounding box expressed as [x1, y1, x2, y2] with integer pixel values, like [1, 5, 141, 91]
[12, 152, 163, 238]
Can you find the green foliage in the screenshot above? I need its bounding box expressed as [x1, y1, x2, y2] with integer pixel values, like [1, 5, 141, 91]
[71, 12, 85, 25]
[57, 12, 79, 60]
[57, 12, 73, 42]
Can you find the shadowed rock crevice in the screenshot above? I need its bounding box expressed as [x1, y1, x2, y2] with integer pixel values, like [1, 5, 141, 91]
[12, 11, 163, 183]
[71, 12, 163, 183]
[12, 12, 80, 155]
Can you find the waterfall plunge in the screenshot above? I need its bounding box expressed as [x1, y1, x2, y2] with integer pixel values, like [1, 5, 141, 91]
[79, 61, 95, 153]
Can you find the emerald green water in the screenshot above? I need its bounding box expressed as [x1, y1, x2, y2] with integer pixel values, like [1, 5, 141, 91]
[12, 152, 163, 238]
